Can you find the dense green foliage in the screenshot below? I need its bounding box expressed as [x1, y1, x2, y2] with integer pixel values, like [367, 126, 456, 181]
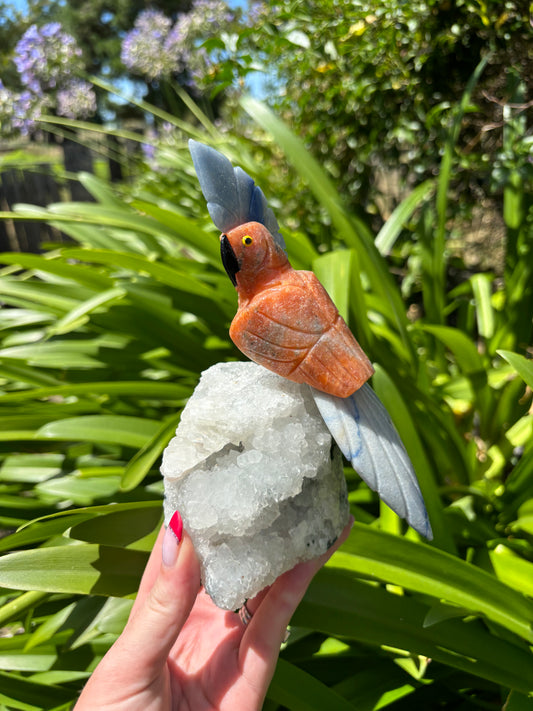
[0, 79, 532, 708]
[256, 0, 532, 216]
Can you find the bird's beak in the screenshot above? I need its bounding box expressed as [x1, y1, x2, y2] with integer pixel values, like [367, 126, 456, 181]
[220, 235, 240, 287]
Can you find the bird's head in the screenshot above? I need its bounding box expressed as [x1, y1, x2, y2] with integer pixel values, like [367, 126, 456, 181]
[220, 222, 290, 296]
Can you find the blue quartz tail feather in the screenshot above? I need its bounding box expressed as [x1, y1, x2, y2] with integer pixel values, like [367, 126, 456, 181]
[311, 383, 433, 540]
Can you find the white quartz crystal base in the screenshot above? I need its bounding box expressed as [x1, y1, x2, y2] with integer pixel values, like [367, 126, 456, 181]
[161, 362, 349, 610]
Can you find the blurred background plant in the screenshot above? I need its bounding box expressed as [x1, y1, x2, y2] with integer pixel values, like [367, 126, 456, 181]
[0, 0, 532, 709]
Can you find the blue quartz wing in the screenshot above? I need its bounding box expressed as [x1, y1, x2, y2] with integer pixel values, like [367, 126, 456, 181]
[311, 383, 433, 539]
[189, 140, 286, 252]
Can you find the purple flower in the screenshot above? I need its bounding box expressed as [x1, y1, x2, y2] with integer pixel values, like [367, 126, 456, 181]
[57, 80, 97, 119]
[164, 21, 187, 58]
[121, 1, 235, 84]
[0, 80, 48, 136]
[141, 128, 158, 167]
[14, 23, 83, 93]
[120, 10, 181, 79]
[2, 22, 99, 137]
[134, 9, 172, 37]
[121, 9, 182, 79]
[141, 142, 156, 162]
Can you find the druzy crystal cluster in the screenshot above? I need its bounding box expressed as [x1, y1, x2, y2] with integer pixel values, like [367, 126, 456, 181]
[161, 362, 350, 610]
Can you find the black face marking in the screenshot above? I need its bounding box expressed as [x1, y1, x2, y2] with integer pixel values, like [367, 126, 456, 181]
[220, 234, 240, 287]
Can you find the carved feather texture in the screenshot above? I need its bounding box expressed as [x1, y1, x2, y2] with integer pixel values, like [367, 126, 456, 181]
[189, 140, 286, 251]
[312, 383, 433, 539]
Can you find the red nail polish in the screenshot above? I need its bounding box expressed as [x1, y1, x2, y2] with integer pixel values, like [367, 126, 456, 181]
[169, 510, 183, 542]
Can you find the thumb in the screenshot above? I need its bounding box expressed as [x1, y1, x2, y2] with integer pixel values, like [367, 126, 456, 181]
[117, 512, 201, 676]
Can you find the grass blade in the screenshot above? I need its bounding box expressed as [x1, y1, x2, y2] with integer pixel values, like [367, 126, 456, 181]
[375, 180, 434, 255]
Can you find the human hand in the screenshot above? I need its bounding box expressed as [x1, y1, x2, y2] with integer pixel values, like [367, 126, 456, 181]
[74, 513, 354, 711]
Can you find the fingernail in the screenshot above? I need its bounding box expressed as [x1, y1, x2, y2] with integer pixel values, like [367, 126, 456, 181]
[162, 511, 183, 567]
[169, 510, 183, 542]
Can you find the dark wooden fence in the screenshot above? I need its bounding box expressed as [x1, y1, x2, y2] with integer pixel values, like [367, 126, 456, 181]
[0, 165, 63, 253]
[0, 138, 106, 253]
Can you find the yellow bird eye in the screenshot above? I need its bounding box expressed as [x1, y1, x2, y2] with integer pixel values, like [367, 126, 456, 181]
[242, 236, 253, 246]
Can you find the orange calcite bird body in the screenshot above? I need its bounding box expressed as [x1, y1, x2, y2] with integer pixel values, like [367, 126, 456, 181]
[222, 222, 374, 398]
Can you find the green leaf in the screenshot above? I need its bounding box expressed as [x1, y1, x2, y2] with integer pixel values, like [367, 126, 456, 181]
[504, 442, 533, 499]
[295, 568, 533, 693]
[46, 204, 169, 254]
[23, 602, 77, 652]
[419, 325, 485, 375]
[0, 454, 65, 483]
[503, 171, 524, 230]
[503, 690, 533, 711]
[433, 55, 489, 322]
[34, 415, 161, 448]
[0, 380, 190, 404]
[0, 514, 93, 553]
[497, 350, 533, 389]
[0, 543, 148, 596]
[47, 287, 126, 336]
[0, 360, 62, 387]
[0, 336, 129, 369]
[78, 172, 125, 208]
[121, 412, 182, 491]
[0, 670, 75, 709]
[312, 250, 353, 321]
[331, 524, 533, 643]
[332, 658, 422, 709]
[0, 503, 162, 553]
[423, 601, 471, 627]
[268, 659, 357, 711]
[490, 545, 533, 598]
[61, 247, 221, 299]
[69, 597, 132, 648]
[0, 591, 48, 628]
[471, 273, 495, 340]
[69, 504, 161, 547]
[374, 180, 434, 255]
[0, 253, 111, 290]
[0, 277, 82, 314]
[35, 475, 122, 505]
[129, 200, 221, 264]
[0, 308, 54, 331]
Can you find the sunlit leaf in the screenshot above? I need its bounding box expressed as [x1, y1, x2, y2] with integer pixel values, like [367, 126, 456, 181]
[0, 544, 148, 596]
[34, 415, 160, 448]
[121, 412, 182, 491]
[497, 350, 533, 389]
[330, 524, 533, 643]
[313, 250, 353, 321]
[374, 180, 434, 255]
[295, 567, 533, 692]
